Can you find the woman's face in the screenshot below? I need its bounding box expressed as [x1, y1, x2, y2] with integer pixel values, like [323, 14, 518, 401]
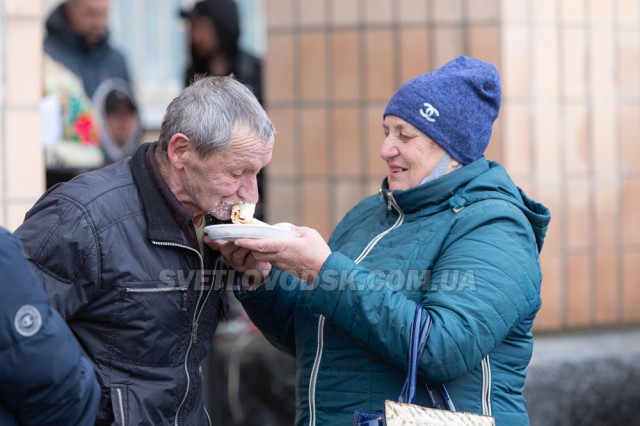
[380, 115, 449, 191]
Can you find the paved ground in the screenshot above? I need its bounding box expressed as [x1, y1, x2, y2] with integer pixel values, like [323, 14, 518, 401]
[525, 327, 640, 426]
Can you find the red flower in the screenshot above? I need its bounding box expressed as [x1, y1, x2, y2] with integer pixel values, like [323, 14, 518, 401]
[74, 113, 100, 146]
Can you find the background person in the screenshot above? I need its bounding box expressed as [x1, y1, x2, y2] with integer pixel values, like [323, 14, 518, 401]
[180, 0, 262, 103]
[0, 227, 100, 426]
[16, 76, 274, 425]
[45, 0, 130, 99]
[43, 0, 134, 187]
[180, 0, 265, 221]
[212, 56, 552, 425]
[180, 3, 291, 424]
[92, 78, 142, 165]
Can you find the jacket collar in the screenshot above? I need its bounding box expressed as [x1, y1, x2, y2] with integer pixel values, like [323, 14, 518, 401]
[130, 143, 186, 243]
[380, 157, 490, 215]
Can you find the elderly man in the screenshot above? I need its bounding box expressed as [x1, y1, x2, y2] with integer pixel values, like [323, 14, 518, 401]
[16, 76, 275, 425]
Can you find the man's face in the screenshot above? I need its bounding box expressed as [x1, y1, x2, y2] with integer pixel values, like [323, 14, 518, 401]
[177, 125, 273, 220]
[190, 16, 219, 58]
[66, 0, 110, 45]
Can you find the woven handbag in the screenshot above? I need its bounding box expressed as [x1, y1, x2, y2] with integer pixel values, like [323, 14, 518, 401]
[354, 306, 495, 426]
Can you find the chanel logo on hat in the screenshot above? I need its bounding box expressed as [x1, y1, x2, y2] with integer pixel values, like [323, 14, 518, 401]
[419, 103, 439, 123]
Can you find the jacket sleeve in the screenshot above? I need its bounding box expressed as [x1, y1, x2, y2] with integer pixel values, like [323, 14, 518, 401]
[0, 229, 100, 425]
[14, 193, 101, 319]
[308, 201, 542, 383]
[235, 268, 302, 357]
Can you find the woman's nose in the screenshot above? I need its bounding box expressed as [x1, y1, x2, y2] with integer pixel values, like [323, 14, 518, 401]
[380, 136, 399, 160]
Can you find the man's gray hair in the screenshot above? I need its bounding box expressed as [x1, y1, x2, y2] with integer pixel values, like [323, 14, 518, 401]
[157, 75, 275, 158]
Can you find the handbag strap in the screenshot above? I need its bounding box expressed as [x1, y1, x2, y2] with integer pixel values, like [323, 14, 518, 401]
[397, 305, 431, 403]
[396, 305, 455, 411]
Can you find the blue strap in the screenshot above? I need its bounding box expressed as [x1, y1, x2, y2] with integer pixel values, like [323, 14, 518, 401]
[396, 305, 454, 411]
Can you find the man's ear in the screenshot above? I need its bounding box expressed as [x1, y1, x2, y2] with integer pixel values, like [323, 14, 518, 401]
[167, 133, 192, 169]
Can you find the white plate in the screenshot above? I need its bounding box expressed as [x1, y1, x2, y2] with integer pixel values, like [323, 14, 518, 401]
[204, 223, 299, 242]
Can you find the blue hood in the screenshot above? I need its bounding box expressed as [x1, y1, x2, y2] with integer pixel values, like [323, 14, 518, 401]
[382, 157, 551, 252]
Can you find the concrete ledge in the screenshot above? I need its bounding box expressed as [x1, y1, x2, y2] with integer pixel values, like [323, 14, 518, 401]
[525, 327, 640, 426]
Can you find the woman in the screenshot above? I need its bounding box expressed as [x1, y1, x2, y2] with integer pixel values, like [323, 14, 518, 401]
[211, 56, 551, 426]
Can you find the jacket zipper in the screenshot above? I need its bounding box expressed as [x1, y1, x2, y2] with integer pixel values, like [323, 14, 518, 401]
[116, 387, 126, 426]
[481, 355, 492, 416]
[124, 287, 188, 293]
[151, 240, 215, 426]
[307, 315, 325, 426]
[307, 192, 405, 425]
[125, 286, 189, 311]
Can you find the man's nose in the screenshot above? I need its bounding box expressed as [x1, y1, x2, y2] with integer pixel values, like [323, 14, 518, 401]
[237, 175, 259, 203]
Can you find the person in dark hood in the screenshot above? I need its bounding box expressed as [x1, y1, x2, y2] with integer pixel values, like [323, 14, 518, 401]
[180, 6, 279, 425]
[44, 0, 131, 99]
[181, 0, 266, 222]
[181, 0, 262, 104]
[92, 78, 142, 165]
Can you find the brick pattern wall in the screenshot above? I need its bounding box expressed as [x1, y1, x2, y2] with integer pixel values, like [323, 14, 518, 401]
[0, 0, 46, 230]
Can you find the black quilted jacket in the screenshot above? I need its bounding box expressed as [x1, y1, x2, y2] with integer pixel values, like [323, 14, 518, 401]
[16, 143, 227, 426]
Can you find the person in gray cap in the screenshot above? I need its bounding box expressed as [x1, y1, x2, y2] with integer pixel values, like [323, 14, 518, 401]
[210, 55, 552, 425]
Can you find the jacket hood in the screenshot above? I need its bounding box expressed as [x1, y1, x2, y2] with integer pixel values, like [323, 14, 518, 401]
[92, 78, 141, 163]
[382, 157, 551, 252]
[46, 3, 109, 52]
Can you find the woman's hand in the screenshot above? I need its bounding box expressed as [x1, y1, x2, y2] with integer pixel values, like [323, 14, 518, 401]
[233, 226, 331, 283]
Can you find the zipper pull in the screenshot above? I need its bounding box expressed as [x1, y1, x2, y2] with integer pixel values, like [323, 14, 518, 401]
[191, 324, 198, 343]
[387, 197, 393, 211]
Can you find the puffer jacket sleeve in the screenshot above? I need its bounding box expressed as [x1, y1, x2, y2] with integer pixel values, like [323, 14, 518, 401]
[0, 228, 100, 425]
[14, 192, 101, 319]
[420, 201, 542, 382]
[309, 201, 541, 383]
[236, 268, 302, 356]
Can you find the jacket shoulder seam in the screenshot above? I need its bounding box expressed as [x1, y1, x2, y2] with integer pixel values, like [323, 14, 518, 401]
[36, 194, 103, 290]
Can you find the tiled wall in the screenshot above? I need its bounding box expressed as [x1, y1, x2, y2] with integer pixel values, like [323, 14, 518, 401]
[0, 0, 45, 230]
[262, 0, 640, 331]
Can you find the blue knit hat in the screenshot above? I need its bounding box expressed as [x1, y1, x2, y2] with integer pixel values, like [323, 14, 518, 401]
[383, 56, 501, 165]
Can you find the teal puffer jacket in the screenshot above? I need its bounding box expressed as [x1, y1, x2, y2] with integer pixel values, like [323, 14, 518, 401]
[238, 158, 551, 426]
